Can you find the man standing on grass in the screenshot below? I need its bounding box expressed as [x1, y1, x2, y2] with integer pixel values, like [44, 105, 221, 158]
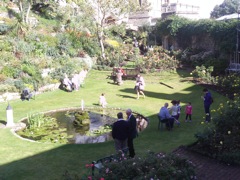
[112, 112, 129, 152]
[126, 109, 138, 158]
[202, 88, 213, 123]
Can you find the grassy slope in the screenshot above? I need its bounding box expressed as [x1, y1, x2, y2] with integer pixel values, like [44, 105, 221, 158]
[0, 69, 225, 179]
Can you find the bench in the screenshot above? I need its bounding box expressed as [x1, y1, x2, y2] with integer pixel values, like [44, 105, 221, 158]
[108, 67, 140, 83]
[225, 63, 240, 74]
[91, 147, 129, 176]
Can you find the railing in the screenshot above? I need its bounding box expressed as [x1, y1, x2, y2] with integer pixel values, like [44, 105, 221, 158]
[232, 51, 240, 64]
[226, 52, 240, 73]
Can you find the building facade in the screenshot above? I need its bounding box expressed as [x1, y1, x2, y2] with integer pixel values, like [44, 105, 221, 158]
[127, 0, 199, 29]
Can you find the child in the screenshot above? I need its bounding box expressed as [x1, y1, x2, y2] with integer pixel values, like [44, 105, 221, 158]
[99, 93, 107, 108]
[185, 102, 192, 122]
[170, 100, 180, 126]
[176, 100, 181, 120]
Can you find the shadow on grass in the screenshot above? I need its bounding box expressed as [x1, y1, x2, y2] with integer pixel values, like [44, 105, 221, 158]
[116, 94, 136, 99]
[0, 143, 114, 179]
[0, 120, 6, 125]
[119, 84, 199, 103]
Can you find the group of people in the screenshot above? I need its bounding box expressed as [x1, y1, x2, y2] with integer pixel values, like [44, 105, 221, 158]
[100, 73, 146, 109]
[111, 109, 138, 158]
[158, 88, 213, 130]
[62, 70, 88, 92]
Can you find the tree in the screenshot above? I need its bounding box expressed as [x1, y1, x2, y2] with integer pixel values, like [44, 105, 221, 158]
[210, 0, 239, 19]
[78, 0, 145, 60]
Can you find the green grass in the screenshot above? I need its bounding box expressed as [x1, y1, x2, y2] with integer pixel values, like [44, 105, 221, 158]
[0, 69, 226, 179]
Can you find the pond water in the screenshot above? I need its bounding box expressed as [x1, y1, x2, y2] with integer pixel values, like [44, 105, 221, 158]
[17, 107, 148, 144]
[46, 108, 118, 144]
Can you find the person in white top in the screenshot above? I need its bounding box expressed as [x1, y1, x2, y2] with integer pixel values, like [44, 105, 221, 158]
[99, 93, 107, 108]
[170, 100, 180, 126]
[134, 74, 145, 99]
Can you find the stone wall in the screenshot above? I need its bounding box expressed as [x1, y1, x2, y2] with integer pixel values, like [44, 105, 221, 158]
[0, 70, 88, 103]
[163, 33, 215, 51]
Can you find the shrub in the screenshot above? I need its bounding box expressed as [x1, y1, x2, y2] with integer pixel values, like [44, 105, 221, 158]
[95, 152, 196, 179]
[0, 51, 16, 64]
[215, 74, 240, 98]
[191, 65, 215, 84]
[1, 66, 17, 78]
[14, 80, 25, 91]
[64, 151, 196, 180]
[191, 96, 240, 165]
[0, 23, 9, 35]
[0, 84, 17, 92]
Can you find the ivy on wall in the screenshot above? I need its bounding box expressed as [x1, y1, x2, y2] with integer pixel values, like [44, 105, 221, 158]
[156, 15, 238, 54]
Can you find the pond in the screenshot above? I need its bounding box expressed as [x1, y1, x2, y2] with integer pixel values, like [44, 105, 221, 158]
[16, 107, 148, 144]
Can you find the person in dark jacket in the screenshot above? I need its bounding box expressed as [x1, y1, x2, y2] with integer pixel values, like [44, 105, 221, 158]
[126, 109, 138, 158]
[112, 112, 129, 152]
[201, 88, 212, 122]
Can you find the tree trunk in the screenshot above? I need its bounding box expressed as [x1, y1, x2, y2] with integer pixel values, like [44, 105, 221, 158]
[18, 0, 24, 21]
[98, 25, 105, 60]
[25, 1, 31, 24]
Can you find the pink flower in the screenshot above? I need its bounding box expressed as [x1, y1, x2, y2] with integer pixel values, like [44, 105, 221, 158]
[85, 164, 94, 168]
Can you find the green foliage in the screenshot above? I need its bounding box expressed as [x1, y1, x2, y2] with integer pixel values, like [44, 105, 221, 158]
[0, 84, 17, 92]
[21, 64, 38, 77]
[56, 33, 75, 56]
[138, 46, 179, 73]
[156, 16, 190, 37]
[1, 66, 18, 78]
[27, 113, 51, 128]
[32, 1, 59, 20]
[204, 58, 229, 75]
[14, 80, 25, 91]
[0, 23, 9, 35]
[17, 113, 69, 144]
[210, 20, 237, 54]
[215, 74, 240, 98]
[210, 0, 239, 19]
[66, 30, 100, 57]
[73, 111, 90, 127]
[192, 96, 240, 165]
[0, 51, 16, 64]
[191, 65, 215, 84]
[92, 152, 196, 179]
[156, 17, 238, 55]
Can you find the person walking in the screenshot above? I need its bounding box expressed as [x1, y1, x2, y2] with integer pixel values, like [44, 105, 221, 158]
[135, 74, 145, 99]
[185, 102, 192, 122]
[201, 88, 212, 123]
[126, 109, 138, 158]
[112, 112, 129, 152]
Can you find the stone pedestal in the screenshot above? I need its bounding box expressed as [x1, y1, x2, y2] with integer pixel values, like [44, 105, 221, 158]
[6, 104, 14, 127]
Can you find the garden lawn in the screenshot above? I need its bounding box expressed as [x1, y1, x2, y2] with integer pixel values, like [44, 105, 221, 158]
[0, 69, 226, 180]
